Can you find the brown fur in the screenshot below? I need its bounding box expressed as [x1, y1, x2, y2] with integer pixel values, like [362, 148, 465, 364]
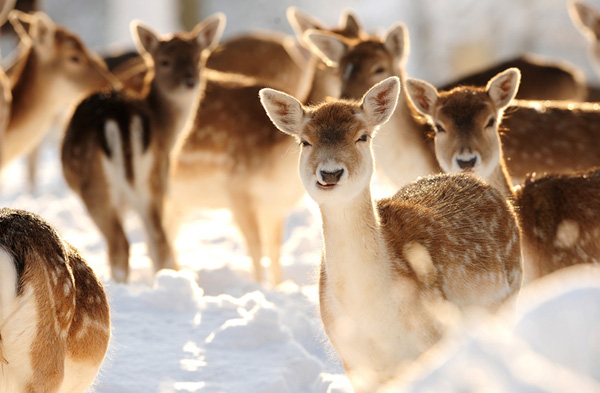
[514, 169, 600, 278]
[500, 100, 600, 180]
[438, 55, 587, 101]
[0, 208, 109, 392]
[378, 174, 522, 305]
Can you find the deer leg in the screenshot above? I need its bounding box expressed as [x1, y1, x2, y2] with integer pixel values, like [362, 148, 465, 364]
[26, 144, 40, 193]
[258, 210, 285, 285]
[230, 196, 263, 283]
[139, 197, 176, 273]
[83, 199, 129, 283]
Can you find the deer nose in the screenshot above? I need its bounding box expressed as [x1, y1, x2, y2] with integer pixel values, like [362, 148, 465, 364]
[320, 169, 344, 184]
[184, 76, 197, 88]
[456, 156, 477, 169]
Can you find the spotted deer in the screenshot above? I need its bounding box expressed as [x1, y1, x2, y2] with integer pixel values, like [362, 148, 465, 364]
[260, 77, 522, 391]
[405, 68, 600, 284]
[0, 208, 110, 393]
[61, 15, 226, 283]
[166, 9, 364, 286]
[2, 10, 116, 187]
[306, 23, 600, 187]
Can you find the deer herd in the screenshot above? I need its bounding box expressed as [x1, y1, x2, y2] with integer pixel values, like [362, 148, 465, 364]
[0, 1, 599, 392]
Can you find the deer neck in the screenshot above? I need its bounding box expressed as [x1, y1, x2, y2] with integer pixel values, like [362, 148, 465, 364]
[375, 78, 440, 187]
[146, 76, 203, 151]
[319, 187, 393, 310]
[486, 155, 515, 199]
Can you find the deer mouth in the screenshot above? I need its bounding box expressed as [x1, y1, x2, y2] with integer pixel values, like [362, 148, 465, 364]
[317, 180, 337, 190]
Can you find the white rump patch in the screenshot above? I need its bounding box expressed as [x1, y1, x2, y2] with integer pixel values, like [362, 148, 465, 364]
[403, 242, 436, 285]
[554, 219, 580, 249]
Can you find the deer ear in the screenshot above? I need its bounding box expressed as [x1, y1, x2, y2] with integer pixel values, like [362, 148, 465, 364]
[405, 78, 439, 117]
[340, 10, 362, 37]
[29, 11, 55, 48]
[361, 76, 400, 128]
[131, 21, 161, 55]
[384, 23, 409, 66]
[260, 88, 306, 136]
[304, 30, 347, 67]
[570, 0, 600, 39]
[7, 10, 32, 42]
[192, 12, 226, 51]
[287, 6, 324, 42]
[486, 68, 521, 109]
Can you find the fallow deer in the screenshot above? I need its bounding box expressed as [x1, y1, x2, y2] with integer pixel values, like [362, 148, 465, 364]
[166, 9, 365, 285]
[0, 208, 110, 393]
[287, 6, 366, 105]
[306, 23, 600, 186]
[2, 10, 116, 187]
[61, 15, 226, 283]
[260, 77, 522, 392]
[405, 68, 600, 283]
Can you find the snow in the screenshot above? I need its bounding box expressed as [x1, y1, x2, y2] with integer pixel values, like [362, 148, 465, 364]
[2, 134, 599, 393]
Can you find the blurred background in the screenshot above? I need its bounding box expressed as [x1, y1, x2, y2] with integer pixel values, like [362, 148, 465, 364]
[4, 0, 599, 88]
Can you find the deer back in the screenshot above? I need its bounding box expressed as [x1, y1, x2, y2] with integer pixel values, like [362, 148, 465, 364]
[0, 208, 109, 392]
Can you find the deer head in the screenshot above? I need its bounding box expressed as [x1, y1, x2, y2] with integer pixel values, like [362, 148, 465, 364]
[304, 23, 408, 99]
[260, 77, 400, 204]
[8, 10, 118, 98]
[131, 13, 225, 102]
[405, 68, 521, 179]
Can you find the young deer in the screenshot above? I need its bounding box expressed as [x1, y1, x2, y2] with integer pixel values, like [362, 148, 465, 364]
[2, 10, 116, 182]
[61, 15, 225, 283]
[260, 77, 522, 391]
[166, 9, 364, 285]
[287, 6, 366, 105]
[0, 208, 110, 393]
[306, 23, 600, 186]
[405, 68, 600, 283]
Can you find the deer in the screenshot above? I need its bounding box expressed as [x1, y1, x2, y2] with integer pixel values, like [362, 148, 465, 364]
[0, 208, 110, 393]
[260, 76, 522, 392]
[61, 15, 226, 283]
[307, 23, 600, 187]
[165, 9, 366, 286]
[405, 68, 600, 284]
[2, 10, 117, 189]
[286, 6, 367, 105]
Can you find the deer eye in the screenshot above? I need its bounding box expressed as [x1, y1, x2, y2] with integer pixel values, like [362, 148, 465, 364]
[300, 140, 311, 147]
[435, 124, 446, 133]
[70, 55, 81, 63]
[372, 66, 386, 75]
[485, 117, 496, 128]
[356, 134, 369, 143]
[160, 59, 171, 67]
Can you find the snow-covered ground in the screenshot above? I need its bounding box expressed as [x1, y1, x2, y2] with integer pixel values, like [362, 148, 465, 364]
[1, 137, 599, 393]
[1, 1, 600, 391]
